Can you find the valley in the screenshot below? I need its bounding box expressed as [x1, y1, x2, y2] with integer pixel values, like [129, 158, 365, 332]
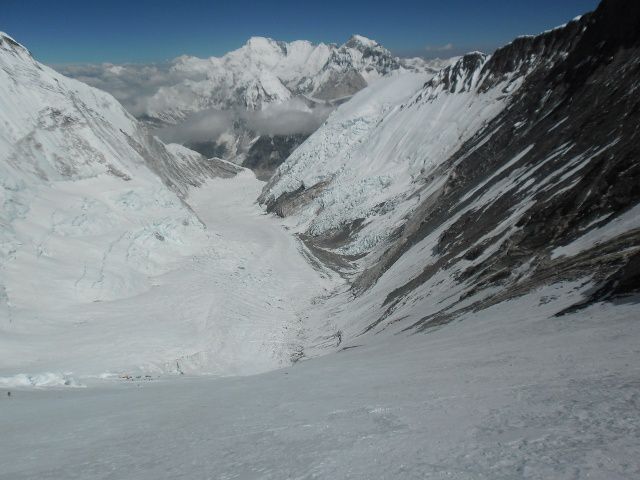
[1, 0, 639, 478]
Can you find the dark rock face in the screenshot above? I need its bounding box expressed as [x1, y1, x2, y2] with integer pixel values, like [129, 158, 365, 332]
[356, 0, 640, 330]
[265, 180, 331, 218]
[422, 52, 487, 95]
[243, 134, 309, 181]
[312, 68, 368, 101]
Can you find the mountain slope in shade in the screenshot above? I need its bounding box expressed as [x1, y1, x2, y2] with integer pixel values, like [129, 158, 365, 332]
[260, 0, 640, 345]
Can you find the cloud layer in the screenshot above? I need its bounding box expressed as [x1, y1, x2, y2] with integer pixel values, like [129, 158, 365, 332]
[155, 109, 234, 143]
[241, 99, 333, 137]
[56, 62, 334, 143]
[57, 62, 191, 117]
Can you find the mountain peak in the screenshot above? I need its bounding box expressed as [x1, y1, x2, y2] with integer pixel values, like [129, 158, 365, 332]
[242, 36, 291, 58]
[345, 35, 380, 50]
[244, 36, 281, 49]
[0, 31, 31, 57]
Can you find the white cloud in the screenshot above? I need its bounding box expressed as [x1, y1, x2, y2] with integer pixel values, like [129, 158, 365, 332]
[240, 99, 333, 136]
[424, 43, 454, 52]
[153, 100, 334, 145]
[155, 109, 234, 144]
[56, 62, 204, 117]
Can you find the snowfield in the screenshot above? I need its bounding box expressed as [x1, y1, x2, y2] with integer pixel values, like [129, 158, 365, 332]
[1, 297, 639, 479]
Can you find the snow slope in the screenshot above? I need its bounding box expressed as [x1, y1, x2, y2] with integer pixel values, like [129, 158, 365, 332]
[1, 297, 638, 479]
[0, 31, 207, 309]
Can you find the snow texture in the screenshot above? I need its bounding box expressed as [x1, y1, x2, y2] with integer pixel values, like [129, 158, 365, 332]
[1, 297, 638, 480]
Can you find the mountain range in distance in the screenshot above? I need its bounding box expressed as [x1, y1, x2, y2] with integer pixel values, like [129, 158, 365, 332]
[60, 35, 451, 179]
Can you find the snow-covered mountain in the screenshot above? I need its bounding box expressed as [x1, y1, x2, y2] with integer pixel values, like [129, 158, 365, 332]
[60, 35, 444, 177]
[0, 31, 331, 378]
[260, 0, 640, 345]
[0, 30, 212, 309]
[143, 34, 434, 122]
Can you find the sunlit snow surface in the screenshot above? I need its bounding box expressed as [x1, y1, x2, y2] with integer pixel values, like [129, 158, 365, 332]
[1, 297, 638, 479]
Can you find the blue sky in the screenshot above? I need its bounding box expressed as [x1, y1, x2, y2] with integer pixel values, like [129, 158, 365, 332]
[2, 0, 600, 64]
